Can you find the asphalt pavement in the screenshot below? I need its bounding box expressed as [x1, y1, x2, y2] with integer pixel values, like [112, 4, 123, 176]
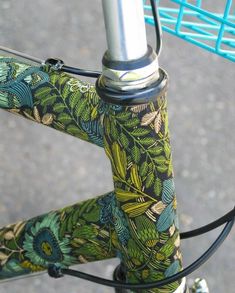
[0, 1, 234, 292]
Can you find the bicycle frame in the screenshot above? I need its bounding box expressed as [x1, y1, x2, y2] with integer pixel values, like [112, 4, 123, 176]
[0, 53, 184, 292]
[0, 1, 199, 292]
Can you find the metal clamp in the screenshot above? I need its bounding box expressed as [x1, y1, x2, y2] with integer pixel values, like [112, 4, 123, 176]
[44, 58, 64, 70]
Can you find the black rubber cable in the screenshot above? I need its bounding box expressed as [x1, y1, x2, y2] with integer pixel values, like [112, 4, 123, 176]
[150, 0, 162, 55]
[61, 65, 101, 78]
[180, 206, 235, 239]
[48, 218, 234, 289]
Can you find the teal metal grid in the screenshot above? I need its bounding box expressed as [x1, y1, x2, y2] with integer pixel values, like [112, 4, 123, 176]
[144, 0, 235, 62]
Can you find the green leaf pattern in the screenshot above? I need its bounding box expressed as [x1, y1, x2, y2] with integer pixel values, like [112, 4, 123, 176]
[0, 57, 104, 147]
[0, 192, 116, 279]
[0, 57, 182, 292]
[103, 94, 182, 292]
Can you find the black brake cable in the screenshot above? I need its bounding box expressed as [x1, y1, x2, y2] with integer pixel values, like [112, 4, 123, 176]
[48, 207, 235, 289]
[150, 0, 162, 55]
[61, 65, 100, 78]
[44, 58, 101, 78]
[181, 206, 235, 239]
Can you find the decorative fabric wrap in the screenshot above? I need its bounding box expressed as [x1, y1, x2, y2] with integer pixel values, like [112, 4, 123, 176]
[103, 94, 182, 293]
[0, 57, 182, 292]
[0, 193, 116, 278]
[0, 56, 104, 147]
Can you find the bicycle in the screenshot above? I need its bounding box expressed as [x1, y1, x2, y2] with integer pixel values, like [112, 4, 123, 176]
[0, 1, 234, 293]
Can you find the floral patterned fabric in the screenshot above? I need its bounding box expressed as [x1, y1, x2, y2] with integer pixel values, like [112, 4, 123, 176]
[0, 192, 117, 278]
[103, 97, 182, 293]
[0, 57, 182, 292]
[0, 56, 104, 147]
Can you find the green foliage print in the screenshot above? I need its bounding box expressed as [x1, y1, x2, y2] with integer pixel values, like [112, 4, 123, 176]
[0, 192, 116, 280]
[103, 95, 182, 293]
[0, 56, 183, 291]
[0, 56, 105, 147]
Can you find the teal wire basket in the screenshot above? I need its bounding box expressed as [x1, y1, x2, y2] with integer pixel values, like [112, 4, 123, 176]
[144, 0, 235, 62]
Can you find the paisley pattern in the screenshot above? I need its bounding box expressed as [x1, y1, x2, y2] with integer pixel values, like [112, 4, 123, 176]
[0, 57, 182, 292]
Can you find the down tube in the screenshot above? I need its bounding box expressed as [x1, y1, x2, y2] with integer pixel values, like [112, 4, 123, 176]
[0, 192, 116, 281]
[103, 93, 182, 292]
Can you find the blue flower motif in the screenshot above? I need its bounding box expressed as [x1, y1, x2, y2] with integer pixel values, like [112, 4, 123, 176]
[23, 213, 76, 267]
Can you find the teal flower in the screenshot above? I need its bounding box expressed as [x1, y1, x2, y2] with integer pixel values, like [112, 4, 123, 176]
[23, 213, 75, 268]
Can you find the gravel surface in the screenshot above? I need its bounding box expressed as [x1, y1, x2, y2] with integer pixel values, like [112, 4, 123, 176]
[0, 1, 234, 292]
